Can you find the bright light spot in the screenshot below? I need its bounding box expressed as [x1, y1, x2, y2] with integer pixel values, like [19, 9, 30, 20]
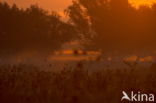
[129, 0, 156, 8]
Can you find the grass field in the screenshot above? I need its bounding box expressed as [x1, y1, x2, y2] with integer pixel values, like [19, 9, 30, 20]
[0, 63, 156, 103]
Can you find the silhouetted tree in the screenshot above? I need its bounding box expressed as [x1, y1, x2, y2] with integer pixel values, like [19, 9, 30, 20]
[67, 0, 156, 52]
[0, 2, 78, 56]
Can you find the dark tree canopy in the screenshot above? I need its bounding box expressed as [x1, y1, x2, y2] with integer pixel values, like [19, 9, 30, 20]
[0, 2, 78, 55]
[67, 0, 156, 52]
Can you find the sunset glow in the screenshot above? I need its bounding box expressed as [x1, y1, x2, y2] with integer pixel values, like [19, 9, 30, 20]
[1, 0, 156, 102]
[0, 0, 72, 12]
[129, 0, 156, 8]
[1, 0, 156, 11]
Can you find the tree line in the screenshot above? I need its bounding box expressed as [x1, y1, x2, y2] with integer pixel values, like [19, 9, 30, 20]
[0, 2, 78, 55]
[1, 0, 156, 55]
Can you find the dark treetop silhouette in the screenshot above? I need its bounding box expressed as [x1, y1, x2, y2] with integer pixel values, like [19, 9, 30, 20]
[66, 0, 156, 52]
[0, 2, 78, 56]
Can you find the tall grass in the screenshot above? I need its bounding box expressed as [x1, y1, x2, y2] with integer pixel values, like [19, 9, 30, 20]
[0, 63, 156, 103]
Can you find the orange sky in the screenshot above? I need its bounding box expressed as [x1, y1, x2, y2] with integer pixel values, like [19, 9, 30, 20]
[0, 0, 156, 11]
[0, 0, 72, 12]
[129, 0, 156, 7]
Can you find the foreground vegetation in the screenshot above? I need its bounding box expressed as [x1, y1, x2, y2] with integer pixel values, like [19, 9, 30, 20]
[0, 63, 156, 103]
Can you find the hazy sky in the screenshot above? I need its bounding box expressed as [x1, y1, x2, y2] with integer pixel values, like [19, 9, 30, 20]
[0, 0, 72, 12]
[1, 0, 156, 12]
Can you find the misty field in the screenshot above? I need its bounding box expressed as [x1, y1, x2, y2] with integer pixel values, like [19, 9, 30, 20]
[0, 63, 156, 103]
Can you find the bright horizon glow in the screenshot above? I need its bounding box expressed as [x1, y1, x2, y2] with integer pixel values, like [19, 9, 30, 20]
[129, 0, 156, 8]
